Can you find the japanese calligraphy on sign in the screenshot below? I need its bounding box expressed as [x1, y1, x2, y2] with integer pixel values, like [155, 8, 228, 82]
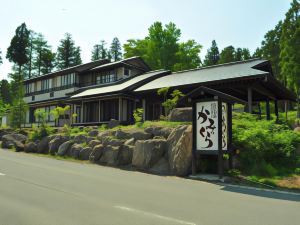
[196, 101, 228, 151]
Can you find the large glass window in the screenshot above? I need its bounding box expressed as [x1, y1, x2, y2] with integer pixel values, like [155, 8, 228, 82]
[41, 79, 49, 91]
[61, 73, 74, 86]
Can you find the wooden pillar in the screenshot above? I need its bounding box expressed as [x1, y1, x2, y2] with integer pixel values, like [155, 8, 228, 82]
[80, 101, 84, 123]
[217, 100, 224, 179]
[192, 101, 197, 175]
[98, 100, 101, 122]
[266, 99, 271, 120]
[228, 103, 233, 169]
[274, 100, 279, 122]
[142, 99, 146, 121]
[285, 100, 288, 121]
[247, 87, 252, 113]
[118, 97, 122, 121]
[258, 102, 262, 120]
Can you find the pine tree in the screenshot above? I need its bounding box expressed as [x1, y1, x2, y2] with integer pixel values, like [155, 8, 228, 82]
[91, 40, 107, 61]
[6, 22, 30, 128]
[40, 49, 55, 74]
[109, 37, 122, 61]
[203, 40, 220, 66]
[0, 48, 2, 65]
[56, 33, 82, 69]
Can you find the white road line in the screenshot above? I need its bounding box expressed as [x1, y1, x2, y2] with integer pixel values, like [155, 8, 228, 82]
[0, 172, 5, 176]
[115, 205, 196, 225]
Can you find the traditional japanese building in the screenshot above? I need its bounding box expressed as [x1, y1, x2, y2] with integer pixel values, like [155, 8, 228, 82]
[22, 56, 295, 127]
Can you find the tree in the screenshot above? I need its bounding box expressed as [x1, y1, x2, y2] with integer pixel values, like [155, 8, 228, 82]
[219, 46, 236, 64]
[124, 21, 201, 71]
[279, 0, 300, 116]
[242, 48, 251, 60]
[252, 47, 263, 58]
[33, 33, 51, 76]
[40, 48, 56, 74]
[56, 33, 82, 69]
[0, 79, 12, 104]
[6, 23, 30, 128]
[203, 40, 220, 66]
[173, 40, 202, 71]
[109, 37, 122, 61]
[91, 40, 107, 61]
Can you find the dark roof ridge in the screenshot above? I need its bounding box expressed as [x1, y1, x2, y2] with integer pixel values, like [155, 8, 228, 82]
[171, 58, 267, 75]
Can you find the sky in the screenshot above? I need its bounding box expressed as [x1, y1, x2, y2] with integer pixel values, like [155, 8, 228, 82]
[0, 0, 292, 80]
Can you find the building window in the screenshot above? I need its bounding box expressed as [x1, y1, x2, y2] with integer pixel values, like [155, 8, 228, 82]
[50, 92, 54, 98]
[32, 96, 35, 101]
[61, 73, 74, 86]
[124, 68, 130, 76]
[41, 79, 49, 91]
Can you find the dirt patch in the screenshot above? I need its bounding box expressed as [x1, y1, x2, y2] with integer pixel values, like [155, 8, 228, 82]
[276, 175, 300, 189]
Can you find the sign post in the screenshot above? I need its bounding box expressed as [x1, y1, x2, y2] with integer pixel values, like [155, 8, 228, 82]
[179, 86, 245, 178]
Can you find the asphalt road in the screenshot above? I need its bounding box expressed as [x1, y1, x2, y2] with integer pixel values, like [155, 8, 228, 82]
[0, 149, 299, 225]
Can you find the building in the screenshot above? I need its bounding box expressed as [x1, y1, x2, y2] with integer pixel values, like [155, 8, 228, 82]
[23, 56, 295, 127]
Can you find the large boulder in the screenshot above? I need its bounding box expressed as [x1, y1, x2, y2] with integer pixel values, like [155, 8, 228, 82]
[118, 144, 134, 165]
[88, 139, 101, 149]
[89, 144, 105, 162]
[1, 133, 27, 149]
[169, 107, 192, 122]
[15, 141, 25, 152]
[108, 119, 120, 129]
[24, 142, 38, 153]
[132, 139, 167, 170]
[73, 134, 87, 144]
[0, 129, 13, 140]
[124, 138, 135, 146]
[149, 158, 170, 175]
[115, 129, 152, 140]
[49, 135, 69, 155]
[69, 144, 83, 159]
[99, 145, 120, 166]
[57, 140, 74, 156]
[167, 125, 188, 159]
[144, 126, 173, 139]
[168, 125, 192, 176]
[79, 147, 92, 160]
[97, 130, 115, 141]
[36, 136, 50, 154]
[88, 129, 99, 137]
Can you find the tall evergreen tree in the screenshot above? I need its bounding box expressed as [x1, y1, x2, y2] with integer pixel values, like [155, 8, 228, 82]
[40, 49, 55, 74]
[219, 46, 236, 64]
[0, 79, 11, 104]
[110, 37, 122, 61]
[203, 40, 220, 66]
[33, 33, 49, 76]
[56, 33, 82, 69]
[6, 23, 30, 128]
[91, 40, 107, 61]
[252, 47, 263, 58]
[22, 30, 36, 79]
[241, 48, 251, 60]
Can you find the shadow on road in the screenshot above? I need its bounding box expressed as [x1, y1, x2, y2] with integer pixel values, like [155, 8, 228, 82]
[219, 184, 300, 202]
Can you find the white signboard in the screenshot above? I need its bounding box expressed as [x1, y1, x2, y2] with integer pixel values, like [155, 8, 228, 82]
[196, 101, 228, 151]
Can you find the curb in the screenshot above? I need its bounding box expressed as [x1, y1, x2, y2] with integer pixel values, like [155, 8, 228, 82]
[218, 183, 300, 196]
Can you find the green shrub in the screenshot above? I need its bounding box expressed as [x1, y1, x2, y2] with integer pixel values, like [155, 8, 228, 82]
[133, 108, 144, 127]
[233, 112, 300, 176]
[29, 124, 54, 141]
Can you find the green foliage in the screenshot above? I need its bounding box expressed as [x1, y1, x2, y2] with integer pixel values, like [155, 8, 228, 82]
[91, 40, 107, 61]
[0, 79, 11, 104]
[123, 21, 201, 71]
[50, 105, 70, 125]
[133, 108, 144, 127]
[34, 108, 48, 127]
[219, 46, 236, 64]
[227, 169, 241, 177]
[9, 98, 28, 129]
[56, 33, 82, 69]
[110, 37, 122, 61]
[203, 40, 220, 66]
[29, 124, 53, 141]
[160, 89, 185, 117]
[233, 112, 300, 176]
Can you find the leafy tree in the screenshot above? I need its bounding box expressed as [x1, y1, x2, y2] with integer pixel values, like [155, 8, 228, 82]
[56, 33, 82, 69]
[22, 30, 36, 79]
[34, 108, 48, 128]
[109, 37, 122, 61]
[91, 40, 107, 61]
[219, 46, 236, 64]
[235, 47, 251, 61]
[252, 47, 263, 58]
[241, 48, 251, 60]
[173, 40, 202, 71]
[133, 108, 144, 127]
[280, 0, 300, 116]
[0, 79, 12, 104]
[6, 23, 30, 128]
[259, 21, 283, 81]
[159, 88, 185, 117]
[50, 105, 70, 126]
[40, 48, 56, 74]
[33, 33, 52, 76]
[203, 40, 220, 66]
[124, 21, 201, 71]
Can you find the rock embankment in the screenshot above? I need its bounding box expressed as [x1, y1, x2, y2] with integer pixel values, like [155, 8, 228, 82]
[0, 125, 193, 176]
